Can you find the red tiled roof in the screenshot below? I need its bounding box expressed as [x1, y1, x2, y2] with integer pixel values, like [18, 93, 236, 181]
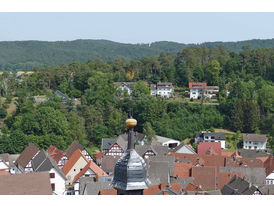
[221, 152, 235, 157]
[183, 183, 203, 194]
[47, 145, 66, 163]
[197, 142, 221, 156]
[189, 82, 207, 89]
[225, 157, 264, 168]
[192, 166, 217, 190]
[143, 184, 167, 195]
[99, 188, 117, 195]
[73, 161, 108, 183]
[62, 149, 89, 175]
[169, 153, 225, 169]
[94, 152, 104, 160]
[217, 172, 242, 189]
[0, 171, 10, 175]
[174, 162, 192, 177]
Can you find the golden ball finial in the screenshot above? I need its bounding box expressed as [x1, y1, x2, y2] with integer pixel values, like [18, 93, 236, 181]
[126, 118, 137, 128]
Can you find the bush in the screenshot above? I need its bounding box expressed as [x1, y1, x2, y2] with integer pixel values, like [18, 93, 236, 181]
[0, 108, 7, 118]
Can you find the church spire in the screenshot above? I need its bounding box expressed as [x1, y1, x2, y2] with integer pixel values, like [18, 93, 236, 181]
[111, 117, 150, 195]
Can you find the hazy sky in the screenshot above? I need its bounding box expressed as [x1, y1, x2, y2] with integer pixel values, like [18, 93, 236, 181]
[0, 12, 274, 44]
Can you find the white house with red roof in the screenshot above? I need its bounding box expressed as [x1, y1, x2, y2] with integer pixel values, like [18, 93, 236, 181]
[189, 82, 207, 99]
[62, 149, 89, 187]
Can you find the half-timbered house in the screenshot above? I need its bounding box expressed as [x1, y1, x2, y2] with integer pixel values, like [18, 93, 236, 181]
[14, 143, 40, 173]
[47, 145, 68, 168]
[66, 141, 93, 161]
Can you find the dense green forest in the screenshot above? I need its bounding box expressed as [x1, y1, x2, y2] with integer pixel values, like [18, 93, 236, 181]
[0, 38, 274, 71]
[0, 45, 273, 154]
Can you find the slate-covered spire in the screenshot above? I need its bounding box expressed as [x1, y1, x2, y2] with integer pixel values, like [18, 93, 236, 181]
[111, 117, 150, 195]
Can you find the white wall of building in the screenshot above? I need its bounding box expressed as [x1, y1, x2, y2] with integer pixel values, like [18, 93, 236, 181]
[176, 146, 196, 154]
[266, 171, 274, 185]
[243, 141, 267, 150]
[49, 168, 66, 195]
[66, 156, 88, 186]
[190, 89, 204, 99]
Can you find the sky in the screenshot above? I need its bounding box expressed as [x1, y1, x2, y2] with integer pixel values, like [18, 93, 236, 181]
[0, 12, 274, 44]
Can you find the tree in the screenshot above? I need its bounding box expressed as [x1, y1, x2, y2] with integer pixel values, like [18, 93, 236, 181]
[0, 108, 7, 118]
[204, 60, 222, 85]
[132, 81, 150, 98]
[143, 122, 156, 143]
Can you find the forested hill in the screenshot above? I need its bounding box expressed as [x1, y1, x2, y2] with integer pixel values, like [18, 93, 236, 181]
[0, 38, 274, 71]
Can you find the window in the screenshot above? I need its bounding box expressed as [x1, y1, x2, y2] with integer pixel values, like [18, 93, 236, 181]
[74, 169, 76, 171]
[51, 183, 55, 191]
[50, 173, 55, 178]
[249, 141, 251, 144]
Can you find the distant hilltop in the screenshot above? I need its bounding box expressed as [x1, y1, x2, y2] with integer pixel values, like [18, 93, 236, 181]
[0, 38, 274, 71]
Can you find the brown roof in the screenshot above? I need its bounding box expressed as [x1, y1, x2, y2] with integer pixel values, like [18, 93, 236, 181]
[101, 155, 120, 173]
[15, 143, 39, 168]
[73, 161, 108, 183]
[99, 188, 117, 195]
[221, 152, 236, 157]
[65, 141, 85, 158]
[173, 162, 192, 178]
[225, 157, 264, 168]
[47, 145, 66, 163]
[183, 183, 203, 194]
[62, 149, 89, 175]
[243, 134, 267, 142]
[217, 172, 242, 189]
[0, 171, 10, 175]
[192, 166, 217, 190]
[0, 171, 52, 195]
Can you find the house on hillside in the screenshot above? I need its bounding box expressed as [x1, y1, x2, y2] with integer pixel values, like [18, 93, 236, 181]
[150, 82, 174, 98]
[14, 143, 40, 173]
[72, 161, 108, 195]
[0, 172, 52, 195]
[195, 131, 226, 149]
[204, 86, 219, 99]
[189, 82, 219, 99]
[32, 150, 66, 195]
[47, 145, 68, 168]
[189, 82, 207, 99]
[66, 141, 93, 161]
[243, 134, 268, 150]
[113, 82, 136, 96]
[62, 149, 89, 187]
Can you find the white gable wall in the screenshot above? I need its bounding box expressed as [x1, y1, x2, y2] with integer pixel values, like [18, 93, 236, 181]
[66, 156, 88, 186]
[176, 146, 196, 154]
[0, 161, 9, 171]
[49, 168, 66, 195]
[266, 171, 274, 185]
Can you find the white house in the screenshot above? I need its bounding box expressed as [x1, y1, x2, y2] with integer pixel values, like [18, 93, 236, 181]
[243, 134, 268, 150]
[113, 82, 135, 96]
[189, 82, 207, 99]
[204, 86, 219, 99]
[32, 150, 67, 195]
[195, 131, 226, 149]
[150, 82, 174, 98]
